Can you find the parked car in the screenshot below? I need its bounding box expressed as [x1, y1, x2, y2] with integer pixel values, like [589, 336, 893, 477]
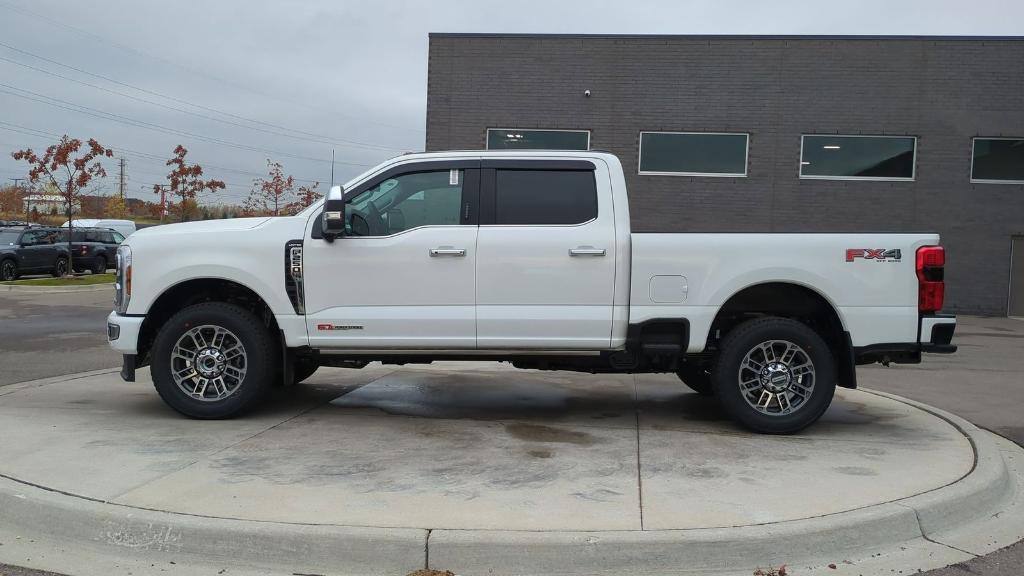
[63, 219, 136, 238]
[107, 150, 956, 433]
[0, 226, 69, 280]
[61, 227, 126, 274]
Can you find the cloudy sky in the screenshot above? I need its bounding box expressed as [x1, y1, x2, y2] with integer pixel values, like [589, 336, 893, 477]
[1, 0, 1020, 206]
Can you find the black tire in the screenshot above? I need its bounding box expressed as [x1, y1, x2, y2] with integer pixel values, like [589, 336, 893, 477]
[676, 363, 714, 396]
[712, 317, 836, 434]
[0, 259, 17, 281]
[150, 302, 277, 419]
[52, 256, 68, 277]
[92, 255, 107, 275]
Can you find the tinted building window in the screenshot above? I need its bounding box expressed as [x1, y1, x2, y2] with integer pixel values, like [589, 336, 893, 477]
[639, 132, 748, 176]
[800, 135, 916, 180]
[972, 138, 1024, 183]
[494, 170, 597, 225]
[487, 129, 590, 150]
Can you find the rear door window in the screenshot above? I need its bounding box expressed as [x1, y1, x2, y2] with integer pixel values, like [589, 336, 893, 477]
[493, 170, 597, 225]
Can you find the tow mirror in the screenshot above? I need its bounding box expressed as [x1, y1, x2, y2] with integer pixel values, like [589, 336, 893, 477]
[322, 185, 345, 242]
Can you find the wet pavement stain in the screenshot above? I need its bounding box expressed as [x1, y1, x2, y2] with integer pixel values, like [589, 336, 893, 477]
[505, 422, 597, 445]
[833, 466, 878, 476]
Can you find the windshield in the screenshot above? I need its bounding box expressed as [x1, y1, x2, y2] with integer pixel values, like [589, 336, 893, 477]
[0, 230, 20, 245]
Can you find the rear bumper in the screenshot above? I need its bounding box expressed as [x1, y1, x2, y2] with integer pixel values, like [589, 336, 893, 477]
[854, 313, 957, 365]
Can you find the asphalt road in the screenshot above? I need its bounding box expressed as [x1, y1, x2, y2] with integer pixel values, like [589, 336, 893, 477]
[0, 290, 1020, 575]
[0, 289, 120, 387]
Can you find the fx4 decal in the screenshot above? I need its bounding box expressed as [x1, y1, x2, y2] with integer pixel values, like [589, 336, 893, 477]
[846, 248, 902, 263]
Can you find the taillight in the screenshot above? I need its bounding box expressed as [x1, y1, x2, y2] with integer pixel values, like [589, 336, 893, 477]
[916, 245, 945, 313]
[80, 245, 88, 255]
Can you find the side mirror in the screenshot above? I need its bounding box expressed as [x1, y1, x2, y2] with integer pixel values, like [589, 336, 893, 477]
[322, 185, 345, 242]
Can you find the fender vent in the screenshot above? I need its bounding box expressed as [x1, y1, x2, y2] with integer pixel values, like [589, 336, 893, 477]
[284, 239, 304, 314]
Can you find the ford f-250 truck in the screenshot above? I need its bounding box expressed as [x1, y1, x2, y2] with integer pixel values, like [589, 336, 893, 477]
[107, 151, 956, 433]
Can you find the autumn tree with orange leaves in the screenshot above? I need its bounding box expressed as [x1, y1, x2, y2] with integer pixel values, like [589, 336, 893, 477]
[243, 159, 320, 216]
[12, 135, 113, 275]
[155, 145, 225, 222]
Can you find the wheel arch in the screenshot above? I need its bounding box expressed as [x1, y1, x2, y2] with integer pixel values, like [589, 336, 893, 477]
[706, 281, 856, 389]
[136, 277, 280, 368]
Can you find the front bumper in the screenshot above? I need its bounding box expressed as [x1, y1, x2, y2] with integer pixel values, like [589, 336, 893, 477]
[107, 311, 143, 354]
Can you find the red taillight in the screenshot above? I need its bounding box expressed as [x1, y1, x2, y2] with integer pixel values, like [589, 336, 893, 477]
[916, 246, 945, 313]
[80, 246, 88, 255]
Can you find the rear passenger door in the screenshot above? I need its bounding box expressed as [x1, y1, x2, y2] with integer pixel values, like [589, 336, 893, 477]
[475, 160, 616, 349]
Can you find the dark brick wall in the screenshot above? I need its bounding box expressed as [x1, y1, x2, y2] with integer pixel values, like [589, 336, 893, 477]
[425, 35, 1024, 315]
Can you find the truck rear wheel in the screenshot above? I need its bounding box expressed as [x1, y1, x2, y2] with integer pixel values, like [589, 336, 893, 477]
[711, 317, 836, 434]
[150, 302, 276, 419]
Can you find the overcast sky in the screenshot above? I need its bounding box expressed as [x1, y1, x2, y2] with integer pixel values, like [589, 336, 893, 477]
[1, 0, 1021, 206]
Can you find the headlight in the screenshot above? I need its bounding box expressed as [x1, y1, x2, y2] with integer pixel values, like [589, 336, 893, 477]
[114, 244, 132, 314]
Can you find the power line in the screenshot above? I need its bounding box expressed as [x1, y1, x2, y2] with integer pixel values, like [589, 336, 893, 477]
[0, 48, 411, 152]
[0, 3, 425, 135]
[0, 122, 325, 186]
[0, 83, 379, 167]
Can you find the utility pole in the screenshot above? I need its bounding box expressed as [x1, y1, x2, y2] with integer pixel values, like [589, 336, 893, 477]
[150, 184, 170, 224]
[10, 178, 27, 221]
[118, 157, 126, 200]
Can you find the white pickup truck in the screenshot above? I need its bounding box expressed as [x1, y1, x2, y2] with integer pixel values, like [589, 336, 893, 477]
[107, 151, 956, 433]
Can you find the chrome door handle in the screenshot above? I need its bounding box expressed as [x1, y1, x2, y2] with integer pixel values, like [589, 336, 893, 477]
[429, 248, 466, 257]
[569, 247, 606, 257]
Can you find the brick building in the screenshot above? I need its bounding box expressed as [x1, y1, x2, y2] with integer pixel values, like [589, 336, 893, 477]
[425, 34, 1024, 315]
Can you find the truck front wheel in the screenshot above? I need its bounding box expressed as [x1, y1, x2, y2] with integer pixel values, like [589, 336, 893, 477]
[150, 302, 276, 419]
[712, 317, 836, 434]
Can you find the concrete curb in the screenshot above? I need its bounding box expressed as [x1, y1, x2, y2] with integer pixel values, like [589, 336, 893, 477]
[863, 389, 1015, 535]
[1, 282, 113, 293]
[0, 388, 1019, 575]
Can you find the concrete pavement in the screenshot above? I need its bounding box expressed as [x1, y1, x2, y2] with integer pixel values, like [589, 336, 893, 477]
[0, 364, 1021, 575]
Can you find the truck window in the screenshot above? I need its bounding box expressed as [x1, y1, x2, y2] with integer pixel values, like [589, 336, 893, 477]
[493, 169, 597, 225]
[345, 170, 463, 236]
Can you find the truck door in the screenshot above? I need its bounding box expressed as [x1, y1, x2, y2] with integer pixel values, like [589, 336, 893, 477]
[475, 160, 616, 348]
[302, 161, 480, 349]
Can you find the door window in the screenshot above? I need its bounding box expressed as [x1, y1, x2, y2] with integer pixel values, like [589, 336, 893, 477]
[345, 170, 464, 236]
[493, 169, 597, 225]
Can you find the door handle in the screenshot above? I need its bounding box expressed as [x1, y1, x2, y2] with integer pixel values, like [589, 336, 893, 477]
[429, 248, 466, 257]
[569, 247, 606, 257]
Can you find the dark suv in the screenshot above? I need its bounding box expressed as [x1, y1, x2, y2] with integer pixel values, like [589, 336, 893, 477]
[62, 227, 125, 274]
[0, 227, 70, 281]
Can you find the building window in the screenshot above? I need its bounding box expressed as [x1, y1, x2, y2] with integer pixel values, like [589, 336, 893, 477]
[800, 135, 916, 181]
[486, 129, 590, 150]
[972, 138, 1024, 184]
[638, 132, 749, 177]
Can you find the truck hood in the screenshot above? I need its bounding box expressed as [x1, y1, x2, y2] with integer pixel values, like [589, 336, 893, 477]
[129, 217, 271, 238]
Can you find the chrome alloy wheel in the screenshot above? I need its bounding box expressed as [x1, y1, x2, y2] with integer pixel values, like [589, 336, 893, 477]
[171, 324, 247, 401]
[738, 339, 815, 416]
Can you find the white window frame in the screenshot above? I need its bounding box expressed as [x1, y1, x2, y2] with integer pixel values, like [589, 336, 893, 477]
[970, 137, 1024, 185]
[799, 134, 917, 182]
[637, 131, 749, 177]
[485, 128, 591, 150]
